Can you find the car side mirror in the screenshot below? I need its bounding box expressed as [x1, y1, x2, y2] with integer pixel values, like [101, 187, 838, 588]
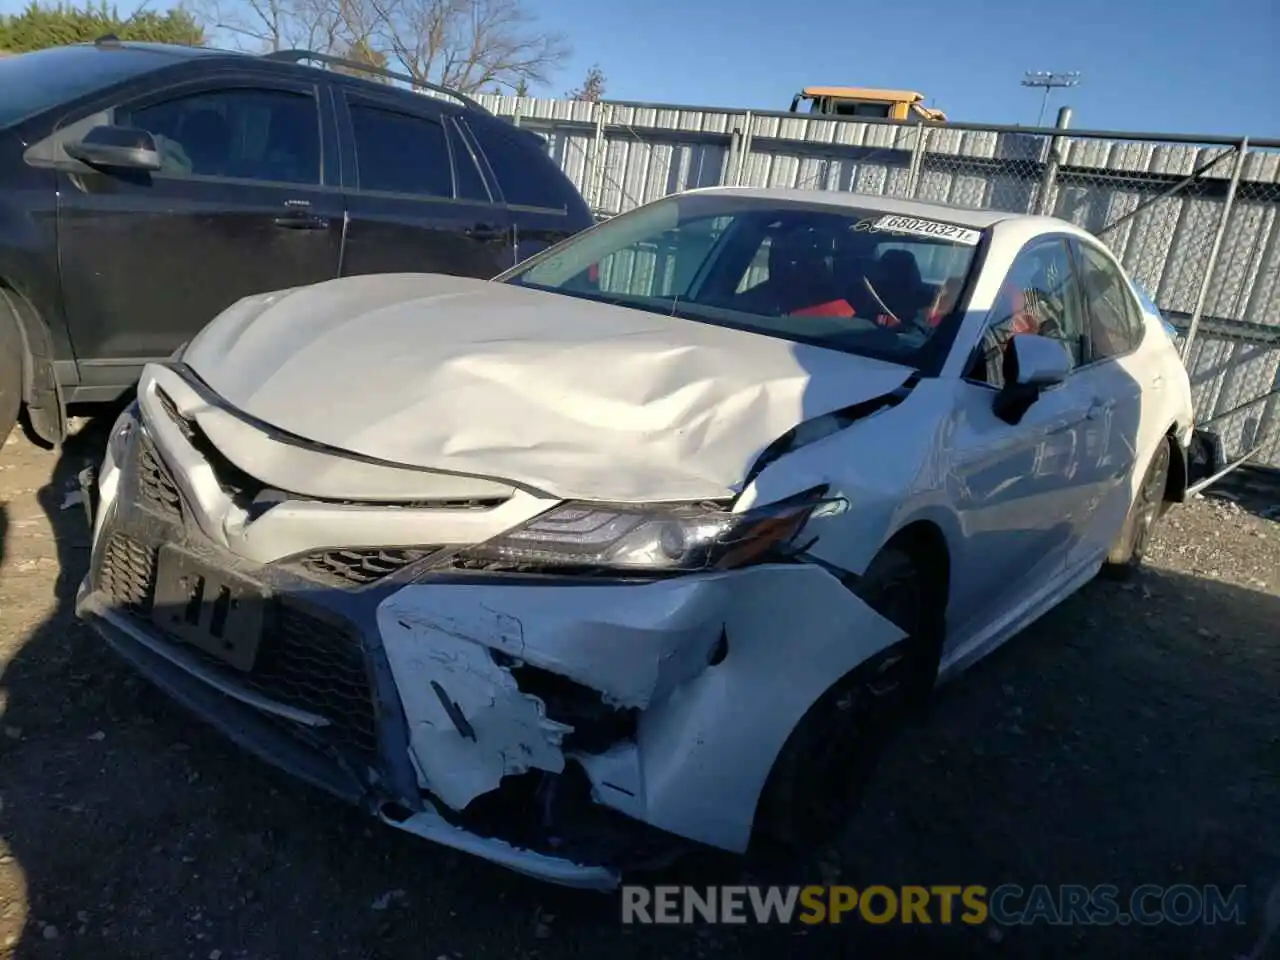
[64, 125, 162, 172]
[992, 333, 1071, 425]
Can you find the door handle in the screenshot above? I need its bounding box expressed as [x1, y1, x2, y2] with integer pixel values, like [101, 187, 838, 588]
[1086, 400, 1112, 421]
[465, 222, 505, 242]
[274, 213, 330, 230]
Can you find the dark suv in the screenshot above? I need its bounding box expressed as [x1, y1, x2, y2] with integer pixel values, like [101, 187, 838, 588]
[0, 40, 594, 447]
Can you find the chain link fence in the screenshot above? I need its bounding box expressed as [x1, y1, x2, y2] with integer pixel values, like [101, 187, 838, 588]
[477, 93, 1280, 476]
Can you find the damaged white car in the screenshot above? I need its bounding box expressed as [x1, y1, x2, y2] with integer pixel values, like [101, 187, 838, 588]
[77, 187, 1195, 889]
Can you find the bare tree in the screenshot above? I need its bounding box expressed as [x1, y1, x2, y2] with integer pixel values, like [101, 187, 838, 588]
[183, 0, 565, 94]
[367, 0, 567, 93]
[566, 63, 604, 101]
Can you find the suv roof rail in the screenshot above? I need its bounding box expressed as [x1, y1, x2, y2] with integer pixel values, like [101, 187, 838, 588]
[261, 49, 489, 113]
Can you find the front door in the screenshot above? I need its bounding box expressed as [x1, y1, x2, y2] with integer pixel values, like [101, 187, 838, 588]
[56, 76, 343, 388]
[945, 235, 1100, 642]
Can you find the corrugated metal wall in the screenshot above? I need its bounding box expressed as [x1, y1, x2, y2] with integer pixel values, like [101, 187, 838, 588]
[474, 94, 1280, 469]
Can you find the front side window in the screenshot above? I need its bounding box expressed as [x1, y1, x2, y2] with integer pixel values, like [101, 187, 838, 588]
[120, 87, 320, 183]
[970, 237, 1088, 387]
[500, 194, 985, 369]
[1076, 241, 1146, 359]
[349, 103, 452, 197]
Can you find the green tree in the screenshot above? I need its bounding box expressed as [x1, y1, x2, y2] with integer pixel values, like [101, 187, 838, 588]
[0, 1, 205, 53]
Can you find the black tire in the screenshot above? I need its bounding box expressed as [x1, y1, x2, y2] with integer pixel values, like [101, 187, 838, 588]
[751, 545, 938, 860]
[0, 306, 22, 448]
[1102, 439, 1172, 579]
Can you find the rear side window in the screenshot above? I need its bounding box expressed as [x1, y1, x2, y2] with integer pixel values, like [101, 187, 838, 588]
[349, 102, 452, 198]
[466, 119, 572, 211]
[1075, 241, 1146, 359]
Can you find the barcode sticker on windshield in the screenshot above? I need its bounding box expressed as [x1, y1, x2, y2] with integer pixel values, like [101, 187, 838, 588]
[872, 215, 982, 246]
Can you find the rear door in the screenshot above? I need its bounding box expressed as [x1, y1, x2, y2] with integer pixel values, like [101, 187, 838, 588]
[335, 90, 514, 279]
[462, 117, 594, 263]
[1064, 237, 1150, 568]
[54, 72, 343, 386]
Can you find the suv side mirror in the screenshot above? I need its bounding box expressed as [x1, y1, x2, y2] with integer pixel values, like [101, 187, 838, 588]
[65, 125, 162, 172]
[992, 333, 1071, 425]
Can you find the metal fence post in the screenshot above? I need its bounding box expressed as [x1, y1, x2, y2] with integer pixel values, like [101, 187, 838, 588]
[1182, 137, 1249, 361]
[735, 111, 754, 186]
[724, 122, 741, 189]
[1036, 106, 1072, 215]
[906, 119, 928, 197]
[583, 101, 609, 212]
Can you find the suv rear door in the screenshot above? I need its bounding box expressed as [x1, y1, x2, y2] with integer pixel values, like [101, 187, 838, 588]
[51, 70, 343, 389]
[462, 117, 594, 262]
[334, 89, 515, 278]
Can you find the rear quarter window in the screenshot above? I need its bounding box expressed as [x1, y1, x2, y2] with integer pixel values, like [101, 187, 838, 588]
[466, 118, 586, 215]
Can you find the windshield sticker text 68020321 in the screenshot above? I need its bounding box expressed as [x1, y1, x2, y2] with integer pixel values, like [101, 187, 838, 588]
[871, 215, 982, 246]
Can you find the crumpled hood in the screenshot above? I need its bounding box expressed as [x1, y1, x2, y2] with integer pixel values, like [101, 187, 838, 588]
[183, 273, 914, 502]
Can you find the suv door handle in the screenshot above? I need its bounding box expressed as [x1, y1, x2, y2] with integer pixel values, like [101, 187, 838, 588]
[465, 222, 505, 241]
[274, 213, 329, 230]
[1086, 400, 1112, 421]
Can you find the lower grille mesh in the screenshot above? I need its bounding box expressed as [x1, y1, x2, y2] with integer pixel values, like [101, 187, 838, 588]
[294, 547, 439, 587]
[97, 533, 379, 764]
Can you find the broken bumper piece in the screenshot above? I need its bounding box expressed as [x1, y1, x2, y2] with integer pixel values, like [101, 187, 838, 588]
[75, 587, 624, 890]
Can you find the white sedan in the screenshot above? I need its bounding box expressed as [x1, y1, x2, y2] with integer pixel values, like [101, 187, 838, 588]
[76, 188, 1195, 889]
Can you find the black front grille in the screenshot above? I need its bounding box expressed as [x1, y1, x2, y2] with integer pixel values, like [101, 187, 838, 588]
[99, 534, 159, 614]
[293, 547, 439, 587]
[97, 534, 379, 764]
[136, 437, 182, 519]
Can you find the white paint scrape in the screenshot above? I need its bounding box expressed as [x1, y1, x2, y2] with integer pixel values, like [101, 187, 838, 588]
[379, 603, 572, 810]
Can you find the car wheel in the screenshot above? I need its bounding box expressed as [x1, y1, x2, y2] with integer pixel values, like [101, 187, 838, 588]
[1102, 438, 1172, 578]
[0, 307, 22, 448]
[750, 546, 934, 861]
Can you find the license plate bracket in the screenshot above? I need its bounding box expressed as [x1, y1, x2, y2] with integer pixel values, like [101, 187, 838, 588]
[151, 544, 268, 672]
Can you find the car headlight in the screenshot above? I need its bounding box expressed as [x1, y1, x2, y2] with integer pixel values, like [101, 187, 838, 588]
[454, 489, 846, 573]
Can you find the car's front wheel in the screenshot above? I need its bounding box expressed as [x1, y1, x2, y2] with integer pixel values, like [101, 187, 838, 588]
[1102, 438, 1172, 578]
[750, 545, 939, 862]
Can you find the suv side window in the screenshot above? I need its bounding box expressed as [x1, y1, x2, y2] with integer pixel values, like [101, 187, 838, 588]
[967, 237, 1088, 387]
[349, 101, 453, 198]
[1075, 240, 1146, 360]
[121, 87, 320, 184]
[465, 120, 569, 211]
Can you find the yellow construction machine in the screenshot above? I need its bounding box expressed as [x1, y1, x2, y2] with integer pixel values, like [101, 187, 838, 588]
[788, 86, 947, 122]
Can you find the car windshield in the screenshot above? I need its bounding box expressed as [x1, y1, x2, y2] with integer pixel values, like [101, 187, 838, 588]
[0, 45, 176, 130]
[500, 193, 984, 368]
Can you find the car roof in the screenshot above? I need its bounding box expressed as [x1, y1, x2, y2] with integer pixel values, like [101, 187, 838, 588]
[683, 186, 1021, 229]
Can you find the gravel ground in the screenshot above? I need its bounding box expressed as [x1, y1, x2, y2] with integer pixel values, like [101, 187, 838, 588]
[1, 416, 1277, 960]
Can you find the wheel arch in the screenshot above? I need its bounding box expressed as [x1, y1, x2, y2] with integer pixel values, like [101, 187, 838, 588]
[1162, 421, 1189, 504]
[0, 280, 66, 445]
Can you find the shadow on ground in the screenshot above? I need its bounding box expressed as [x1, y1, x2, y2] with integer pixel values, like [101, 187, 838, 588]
[0, 426, 1276, 958]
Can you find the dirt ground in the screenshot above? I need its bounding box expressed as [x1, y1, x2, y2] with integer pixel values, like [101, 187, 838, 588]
[0, 414, 1277, 960]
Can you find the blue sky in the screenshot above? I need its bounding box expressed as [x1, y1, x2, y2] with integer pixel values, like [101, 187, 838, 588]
[3, 0, 1275, 136]
[528, 0, 1277, 137]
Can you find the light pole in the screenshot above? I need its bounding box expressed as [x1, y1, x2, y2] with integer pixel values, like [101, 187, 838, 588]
[1021, 71, 1081, 127]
